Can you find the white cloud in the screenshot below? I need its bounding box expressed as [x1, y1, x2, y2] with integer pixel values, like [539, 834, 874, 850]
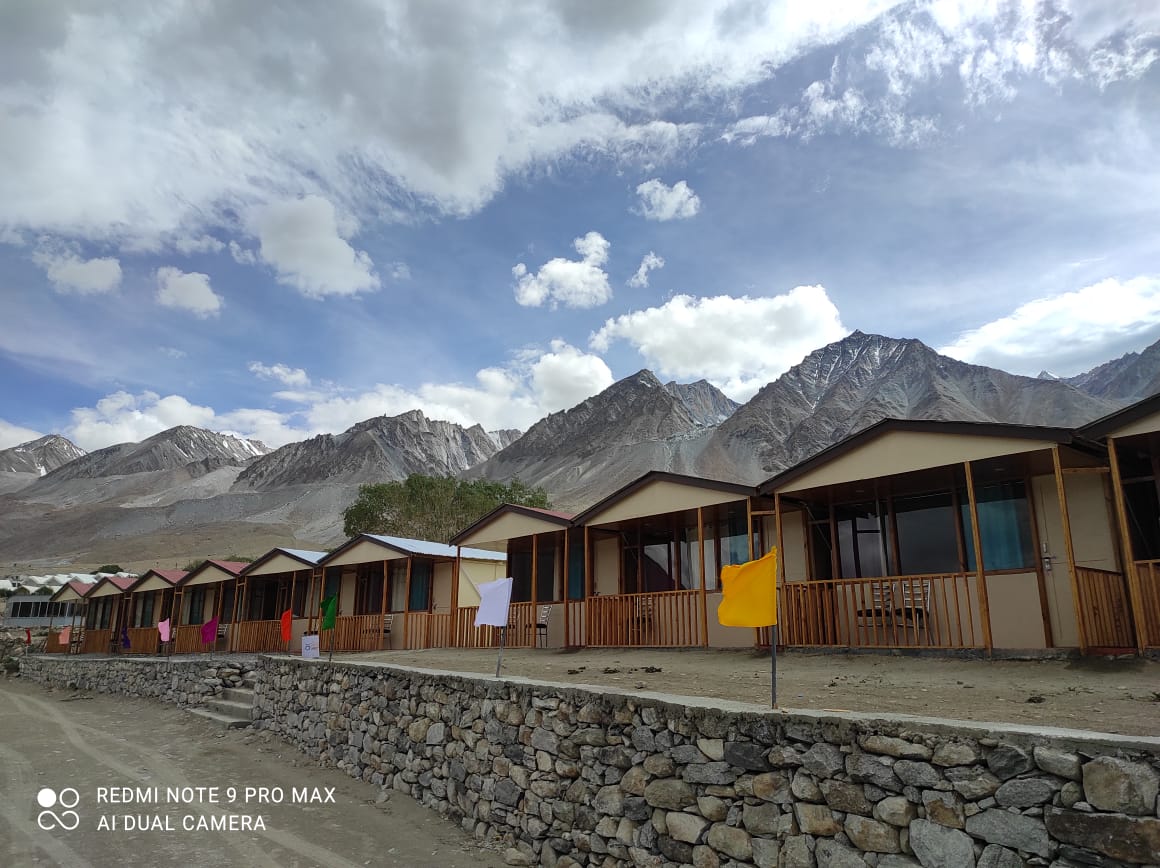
[66, 391, 218, 451]
[156, 266, 222, 317]
[249, 361, 311, 388]
[32, 248, 122, 294]
[628, 251, 665, 288]
[228, 241, 256, 265]
[0, 419, 45, 450]
[513, 231, 612, 309]
[938, 276, 1160, 376]
[250, 196, 379, 298]
[529, 340, 615, 412]
[172, 234, 225, 255]
[634, 179, 700, 221]
[590, 285, 849, 400]
[62, 340, 614, 450]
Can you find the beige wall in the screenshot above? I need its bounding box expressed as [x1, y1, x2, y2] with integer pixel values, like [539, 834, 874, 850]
[88, 582, 127, 598]
[433, 561, 453, 612]
[185, 564, 239, 587]
[1031, 475, 1080, 647]
[134, 574, 174, 593]
[775, 510, 809, 584]
[339, 570, 356, 615]
[985, 571, 1047, 649]
[458, 558, 505, 607]
[326, 539, 407, 567]
[457, 512, 568, 547]
[778, 431, 1055, 493]
[585, 482, 748, 527]
[247, 553, 316, 577]
[705, 591, 757, 648]
[594, 536, 619, 595]
[1107, 409, 1160, 438]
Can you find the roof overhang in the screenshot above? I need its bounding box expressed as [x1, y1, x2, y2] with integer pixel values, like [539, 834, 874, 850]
[574, 471, 754, 527]
[242, 549, 322, 577]
[451, 504, 573, 547]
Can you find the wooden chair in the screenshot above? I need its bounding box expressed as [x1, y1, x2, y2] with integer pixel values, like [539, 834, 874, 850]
[535, 605, 552, 647]
[631, 597, 654, 645]
[379, 614, 394, 650]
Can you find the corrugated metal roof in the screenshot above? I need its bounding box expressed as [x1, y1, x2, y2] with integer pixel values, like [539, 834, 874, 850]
[276, 548, 327, 564]
[363, 534, 506, 562]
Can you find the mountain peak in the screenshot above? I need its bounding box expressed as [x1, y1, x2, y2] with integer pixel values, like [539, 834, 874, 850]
[0, 434, 86, 476]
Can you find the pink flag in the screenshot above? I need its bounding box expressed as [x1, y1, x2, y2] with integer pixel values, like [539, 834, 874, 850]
[158, 619, 172, 643]
[200, 617, 219, 645]
[58, 626, 72, 645]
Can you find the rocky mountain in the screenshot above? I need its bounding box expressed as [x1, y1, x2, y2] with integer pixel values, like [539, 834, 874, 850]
[664, 380, 739, 426]
[0, 435, 86, 475]
[465, 370, 719, 509]
[1064, 336, 1160, 402]
[696, 331, 1121, 482]
[41, 425, 268, 482]
[234, 410, 501, 490]
[488, 429, 523, 450]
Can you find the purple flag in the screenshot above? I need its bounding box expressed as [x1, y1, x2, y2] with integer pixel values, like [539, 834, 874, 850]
[200, 617, 219, 645]
[121, 623, 130, 648]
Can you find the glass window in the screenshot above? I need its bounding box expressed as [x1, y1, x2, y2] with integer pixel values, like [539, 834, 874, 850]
[187, 587, 206, 625]
[1124, 479, 1160, 560]
[961, 481, 1036, 571]
[408, 560, 432, 611]
[510, 548, 533, 602]
[567, 530, 585, 600]
[536, 539, 557, 602]
[389, 561, 408, 611]
[218, 583, 236, 623]
[895, 492, 961, 574]
[836, 502, 889, 578]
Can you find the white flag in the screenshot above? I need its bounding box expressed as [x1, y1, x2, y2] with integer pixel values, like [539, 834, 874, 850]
[475, 577, 514, 627]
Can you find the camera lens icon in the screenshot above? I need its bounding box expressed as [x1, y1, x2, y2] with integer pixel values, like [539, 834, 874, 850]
[36, 787, 80, 831]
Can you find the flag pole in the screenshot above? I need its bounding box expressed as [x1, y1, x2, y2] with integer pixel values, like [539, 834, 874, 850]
[495, 626, 507, 677]
[771, 624, 778, 709]
[328, 628, 334, 663]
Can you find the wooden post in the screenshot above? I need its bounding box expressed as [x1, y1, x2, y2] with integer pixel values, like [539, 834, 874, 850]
[583, 525, 592, 648]
[403, 557, 414, 650]
[963, 460, 994, 653]
[1052, 445, 1087, 654]
[1107, 438, 1147, 654]
[380, 559, 391, 651]
[697, 506, 708, 647]
[227, 577, 241, 652]
[1022, 472, 1055, 648]
[563, 530, 570, 649]
[532, 533, 539, 613]
[774, 492, 786, 650]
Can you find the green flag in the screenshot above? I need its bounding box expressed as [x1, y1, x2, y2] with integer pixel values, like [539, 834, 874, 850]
[320, 595, 337, 631]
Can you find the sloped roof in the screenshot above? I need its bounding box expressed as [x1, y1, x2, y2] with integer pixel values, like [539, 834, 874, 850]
[1078, 392, 1160, 440]
[324, 533, 506, 565]
[450, 503, 574, 546]
[571, 470, 754, 526]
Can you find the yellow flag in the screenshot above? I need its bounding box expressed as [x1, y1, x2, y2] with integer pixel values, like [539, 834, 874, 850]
[717, 548, 778, 628]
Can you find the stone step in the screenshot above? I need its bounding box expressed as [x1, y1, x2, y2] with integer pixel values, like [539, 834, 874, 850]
[204, 697, 252, 718]
[220, 687, 254, 703]
[188, 707, 250, 729]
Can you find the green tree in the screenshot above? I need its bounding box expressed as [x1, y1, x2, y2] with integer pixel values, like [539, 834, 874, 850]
[342, 475, 550, 543]
[93, 564, 123, 574]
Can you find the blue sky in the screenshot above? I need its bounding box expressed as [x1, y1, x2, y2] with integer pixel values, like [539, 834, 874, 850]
[2, 0, 1159, 451]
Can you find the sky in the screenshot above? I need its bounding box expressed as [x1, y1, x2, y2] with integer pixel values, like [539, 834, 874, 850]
[1, 0, 1159, 452]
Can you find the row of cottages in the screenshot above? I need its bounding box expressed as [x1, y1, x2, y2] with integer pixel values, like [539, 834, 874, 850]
[450, 396, 1160, 657]
[45, 393, 1160, 658]
[48, 537, 507, 655]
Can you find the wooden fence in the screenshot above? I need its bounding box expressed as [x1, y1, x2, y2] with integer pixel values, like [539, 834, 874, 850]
[403, 612, 454, 650]
[324, 613, 386, 652]
[1132, 560, 1160, 648]
[125, 626, 160, 654]
[174, 624, 208, 653]
[771, 574, 982, 650]
[453, 602, 538, 649]
[233, 619, 283, 652]
[1075, 566, 1134, 650]
[81, 628, 112, 654]
[585, 590, 703, 647]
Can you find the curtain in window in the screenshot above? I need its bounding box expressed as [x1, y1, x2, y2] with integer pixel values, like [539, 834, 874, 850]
[409, 560, 432, 611]
[961, 482, 1034, 571]
[567, 533, 585, 600]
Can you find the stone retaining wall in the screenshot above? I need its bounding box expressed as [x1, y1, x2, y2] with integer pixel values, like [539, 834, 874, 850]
[19, 654, 258, 707]
[254, 658, 1160, 868]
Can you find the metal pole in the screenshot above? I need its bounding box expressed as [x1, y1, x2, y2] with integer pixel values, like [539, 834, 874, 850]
[771, 624, 778, 708]
[495, 625, 507, 677]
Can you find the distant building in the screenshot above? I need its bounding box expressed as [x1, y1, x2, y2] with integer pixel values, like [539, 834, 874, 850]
[1, 593, 81, 628]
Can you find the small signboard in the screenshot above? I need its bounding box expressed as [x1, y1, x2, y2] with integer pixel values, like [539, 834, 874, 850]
[301, 633, 320, 659]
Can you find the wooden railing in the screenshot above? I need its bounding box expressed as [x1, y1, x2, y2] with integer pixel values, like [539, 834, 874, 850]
[233, 619, 284, 652]
[174, 624, 207, 653]
[565, 599, 586, 648]
[769, 574, 982, 650]
[1075, 567, 1134, 649]
[125, 626, 160, 654]
[586, 590, 703, 647]
[327, 613, 385, 652]
[81, 628, 112, 654]
[453, 602, 538, 648]
[403, 612, 454, 649]
[1135, 560, 1160, 648]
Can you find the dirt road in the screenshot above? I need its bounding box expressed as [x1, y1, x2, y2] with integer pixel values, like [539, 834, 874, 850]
[0, 680, 506, 868]
[344, 646, 1160, 737]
